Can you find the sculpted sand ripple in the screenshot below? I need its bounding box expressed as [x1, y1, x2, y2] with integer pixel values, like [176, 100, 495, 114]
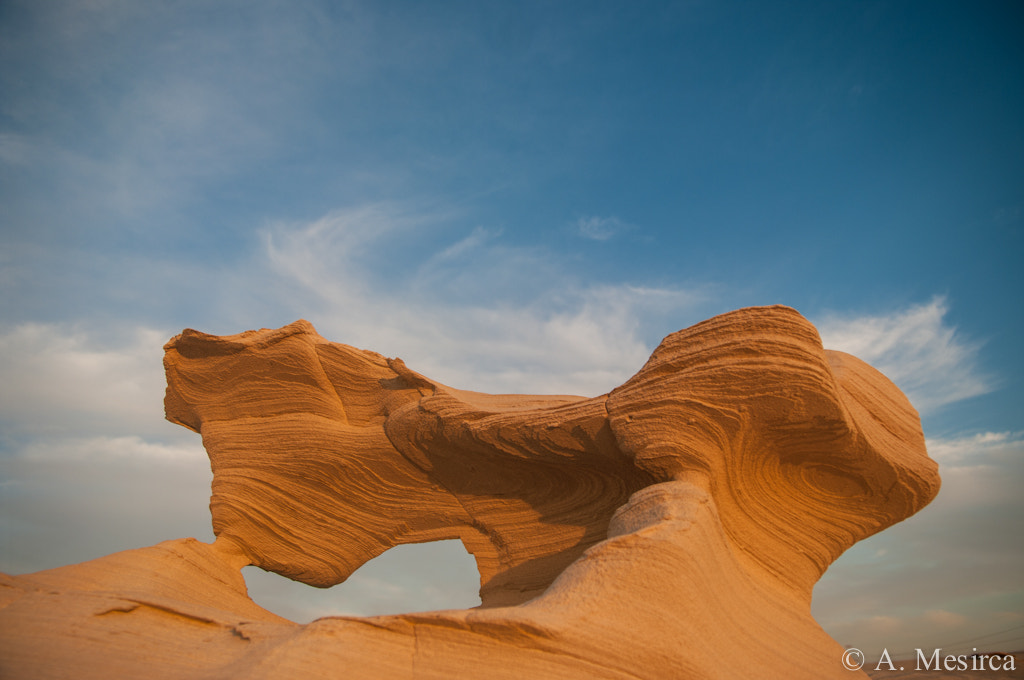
[0, 306, 940, 678]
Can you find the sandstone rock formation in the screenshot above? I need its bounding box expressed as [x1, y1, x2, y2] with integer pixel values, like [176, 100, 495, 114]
[0, 306, 941, 679]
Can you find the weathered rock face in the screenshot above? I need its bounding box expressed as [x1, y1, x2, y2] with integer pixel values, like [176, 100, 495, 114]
[0, 306, 941, 679]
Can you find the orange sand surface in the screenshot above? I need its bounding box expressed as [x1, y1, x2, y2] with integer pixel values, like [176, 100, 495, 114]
[0, 306, 942, 678]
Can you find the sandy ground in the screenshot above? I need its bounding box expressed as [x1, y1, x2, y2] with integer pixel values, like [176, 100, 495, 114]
[865, 652, 1023, 679]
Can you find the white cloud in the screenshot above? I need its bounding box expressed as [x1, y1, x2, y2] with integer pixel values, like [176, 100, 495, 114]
[576, 215, 630, 240]
[15, 435, 205, 463]
[429, 225, 498, 262]
[263, 205, 704, 395]
[924, 431, 1024, 508]
[815, 297, 991, 414]
[926, 431, 1019, 467]
[0, 322, 177, 439]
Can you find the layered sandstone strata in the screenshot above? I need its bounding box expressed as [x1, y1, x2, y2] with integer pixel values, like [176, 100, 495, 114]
[0, 306, 941, 679]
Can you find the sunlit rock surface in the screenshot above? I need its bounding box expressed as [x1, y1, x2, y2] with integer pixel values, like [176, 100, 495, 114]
[0, 306, 941, 679]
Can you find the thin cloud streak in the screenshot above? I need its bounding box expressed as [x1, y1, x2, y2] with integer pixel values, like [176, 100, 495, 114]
[263, 205, 704, 395]
[15, 435, 206, 464]
[576, 215, 630, 241]
[815, 297, 991, 414]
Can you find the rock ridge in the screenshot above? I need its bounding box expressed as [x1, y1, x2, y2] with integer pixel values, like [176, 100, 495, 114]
[0, 306, 940, 679]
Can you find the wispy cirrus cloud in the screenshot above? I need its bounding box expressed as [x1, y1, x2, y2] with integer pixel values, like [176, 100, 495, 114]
[14, 435, 205, 464]
[575, 215, 631, 241]
[815, 297, 991, 414]
[927, 431, 1022, 468]
[264, 205, 704, 395]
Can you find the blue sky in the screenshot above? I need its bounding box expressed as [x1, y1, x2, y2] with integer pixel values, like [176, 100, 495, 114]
[1, 0, 1022, 660]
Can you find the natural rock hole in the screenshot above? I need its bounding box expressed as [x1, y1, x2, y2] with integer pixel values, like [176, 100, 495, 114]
[241, 539, 482, 622]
